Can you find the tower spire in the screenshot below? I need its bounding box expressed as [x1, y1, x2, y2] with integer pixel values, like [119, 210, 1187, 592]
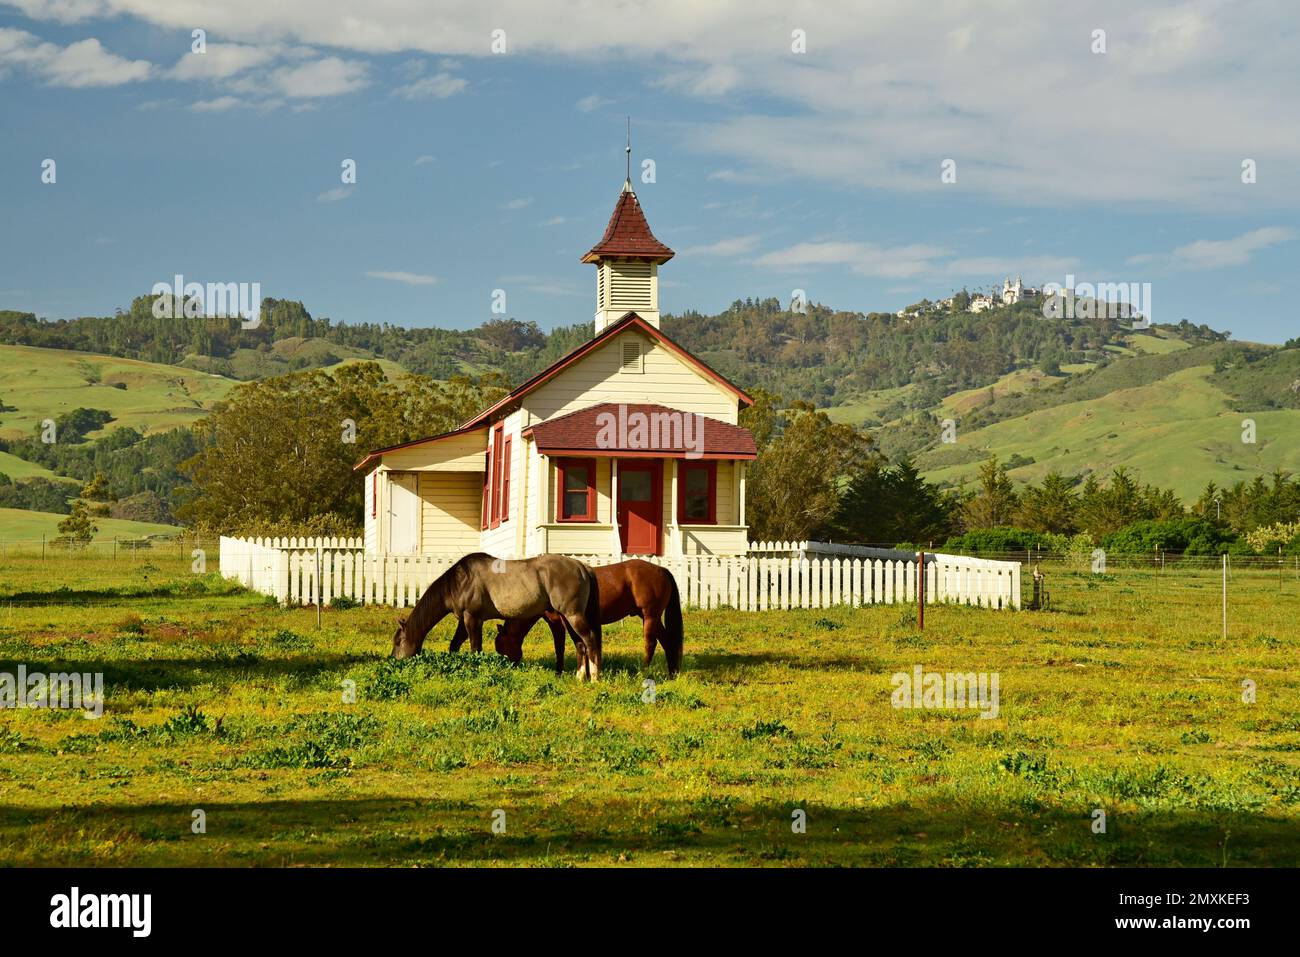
[624, 116, 632, 191]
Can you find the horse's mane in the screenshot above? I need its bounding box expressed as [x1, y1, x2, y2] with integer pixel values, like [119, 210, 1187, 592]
[401, 553, 490, 640]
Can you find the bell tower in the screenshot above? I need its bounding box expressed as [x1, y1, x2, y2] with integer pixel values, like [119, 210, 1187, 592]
[582, 125, 674, 333]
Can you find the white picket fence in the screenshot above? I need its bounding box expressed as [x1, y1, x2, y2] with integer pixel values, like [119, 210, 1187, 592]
[219, 536, 1020, 611]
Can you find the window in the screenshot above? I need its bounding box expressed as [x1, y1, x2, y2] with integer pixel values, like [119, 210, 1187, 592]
[490, 423, 504, 528]
[557, 458, 597, 522]
[371, 472, 377, 518]
[678, 461, 716, 524]
[499, 436, 512, 522]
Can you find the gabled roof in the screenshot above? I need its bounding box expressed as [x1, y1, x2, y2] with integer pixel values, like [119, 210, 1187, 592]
[352, 422, 486, 472]
[524, 402, 756, 460]
[461, 312, 752, 430]
[353, 314, 752, 470]
[581, 186, 674, 264]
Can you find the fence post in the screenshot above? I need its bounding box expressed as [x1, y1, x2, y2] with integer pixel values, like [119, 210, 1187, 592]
[1221, 553, 1227, 640]
[316, 545, 323, 628]
[917, 550, 925, 630]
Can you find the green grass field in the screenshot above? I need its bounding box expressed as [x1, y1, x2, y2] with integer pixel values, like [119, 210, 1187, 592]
[0, 450, 70, 482]
[1, 553, 1297, 867]
[0, 343, 235, 443]
[0, 507, 183, 545]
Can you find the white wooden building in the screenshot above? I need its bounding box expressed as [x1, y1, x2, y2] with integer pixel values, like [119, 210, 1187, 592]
[355, 177, 757, 558]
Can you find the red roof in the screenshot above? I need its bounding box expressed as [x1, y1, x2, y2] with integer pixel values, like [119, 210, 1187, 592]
[581, 186, 674, 264]
[524, 402, 756, 460]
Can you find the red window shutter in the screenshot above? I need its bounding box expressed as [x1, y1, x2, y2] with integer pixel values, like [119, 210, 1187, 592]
[500, 437, 512, 522]
[481, 448, 491, 530]
[490, 424, 504, 528]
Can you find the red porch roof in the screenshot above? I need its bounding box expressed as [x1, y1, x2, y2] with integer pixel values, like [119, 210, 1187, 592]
[523, 402, 756, 460]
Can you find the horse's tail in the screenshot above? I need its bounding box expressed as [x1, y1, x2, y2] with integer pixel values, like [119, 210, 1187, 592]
[584, 569, 602, 644]
[663, 570, 684, 674]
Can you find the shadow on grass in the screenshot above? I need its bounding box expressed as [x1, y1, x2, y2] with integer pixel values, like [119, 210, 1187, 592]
[0, 654, 375, 692]
[0, 586, 254, 606]
[1, 796, 1296, 867]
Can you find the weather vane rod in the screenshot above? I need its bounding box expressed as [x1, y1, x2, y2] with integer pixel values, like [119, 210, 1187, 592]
[625, 117, 632, 186]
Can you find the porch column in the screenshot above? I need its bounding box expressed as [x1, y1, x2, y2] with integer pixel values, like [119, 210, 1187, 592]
[609, 458, 621, 555]
[669, 458, 679, 555]
[538, 452, 549, 554]
[739, 461, 747, 527]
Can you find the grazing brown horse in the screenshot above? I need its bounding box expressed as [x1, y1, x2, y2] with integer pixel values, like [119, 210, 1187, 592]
[391, 553, 604, 681]
[493, 559, 683, 677]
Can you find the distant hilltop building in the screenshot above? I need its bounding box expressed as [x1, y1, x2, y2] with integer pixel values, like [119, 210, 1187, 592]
[1000, 275, 1041, 305]
[924, 276, 1044, 316]
[910, 275, 1147, 324]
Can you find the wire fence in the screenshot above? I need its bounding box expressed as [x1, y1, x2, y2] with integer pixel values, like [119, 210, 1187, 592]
[0, 535, 221, 561]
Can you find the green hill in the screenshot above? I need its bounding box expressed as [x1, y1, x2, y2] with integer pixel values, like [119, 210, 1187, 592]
[0, 506, 181, 544]
[0, 343, 235, 443]
[918, 364, 1300, 500]
[2, 294, 1295, 508]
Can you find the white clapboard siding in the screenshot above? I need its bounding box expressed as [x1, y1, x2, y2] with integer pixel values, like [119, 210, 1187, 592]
[217, 538, 1021, 611]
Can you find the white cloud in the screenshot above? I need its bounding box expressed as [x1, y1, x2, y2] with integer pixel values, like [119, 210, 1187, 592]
[501, 197, 533, 210]
[3, 1, 109, 23]
[316, 186, 354, 203]
[1127, 227, 1298, 270]
[943, 256, 1079, 278]
[657, 63, 741, 96]
[5, 1, 1298, 207]
[190, 95, 247, 112]
[392, 71, 466, 99]
[575, 93, 610, 112]
[754, 240, 1076, 282]
[271, 57, 367, 97]
[755, 241, 948, 279]
[680, 234, 762, 257]
[0, 28, 151, 87]
[365, 270, 438, 286]
[413, 154, 436, 165]
[170, 43, 277, 81]
[542, 216, 566, 225]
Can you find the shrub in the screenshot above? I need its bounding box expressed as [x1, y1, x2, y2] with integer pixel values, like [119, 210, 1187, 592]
[944, 526, 1041, 553]
[1101, 518, 1238, 556]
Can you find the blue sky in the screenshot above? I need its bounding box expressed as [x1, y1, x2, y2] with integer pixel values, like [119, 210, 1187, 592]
[2, 1, 1297, 343]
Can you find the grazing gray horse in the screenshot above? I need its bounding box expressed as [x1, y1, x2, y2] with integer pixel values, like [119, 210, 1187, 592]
[390, 553, 604, 681]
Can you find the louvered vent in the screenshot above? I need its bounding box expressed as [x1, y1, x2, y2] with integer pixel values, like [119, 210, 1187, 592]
[608, 259, 653, 310]
[620, 338, 643, 373]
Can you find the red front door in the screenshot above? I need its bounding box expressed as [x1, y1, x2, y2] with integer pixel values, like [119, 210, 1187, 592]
[617, 461, 661, 555]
